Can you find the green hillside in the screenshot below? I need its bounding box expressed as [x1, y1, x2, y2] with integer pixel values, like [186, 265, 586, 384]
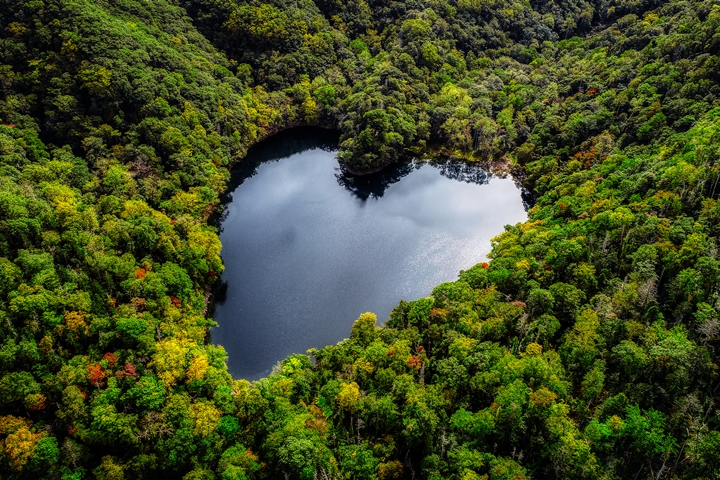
[1, 0, 720, 478]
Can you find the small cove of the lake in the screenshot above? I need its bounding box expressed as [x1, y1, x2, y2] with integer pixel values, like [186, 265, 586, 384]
[211, 128, 528, 380]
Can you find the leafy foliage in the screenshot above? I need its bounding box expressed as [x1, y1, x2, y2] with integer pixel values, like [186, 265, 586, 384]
[1, 0, 720, 479]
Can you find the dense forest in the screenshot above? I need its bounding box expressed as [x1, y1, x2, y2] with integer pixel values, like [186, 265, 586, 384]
[1, 0, 720, 478]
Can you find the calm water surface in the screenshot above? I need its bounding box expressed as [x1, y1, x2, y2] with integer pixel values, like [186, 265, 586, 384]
[212, 128, 528, 380]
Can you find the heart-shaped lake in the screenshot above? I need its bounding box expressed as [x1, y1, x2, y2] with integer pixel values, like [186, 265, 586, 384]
[211, 127, 528, 380]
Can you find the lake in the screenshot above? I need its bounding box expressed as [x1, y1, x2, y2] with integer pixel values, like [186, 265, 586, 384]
[211, 128, 528, 380]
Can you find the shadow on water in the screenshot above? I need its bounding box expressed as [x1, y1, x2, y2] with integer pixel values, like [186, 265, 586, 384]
[212, 280, 229, 309]
[429, 159, 493, 185]
[335, 162, 421, 201]
[336, 159, 495, 201]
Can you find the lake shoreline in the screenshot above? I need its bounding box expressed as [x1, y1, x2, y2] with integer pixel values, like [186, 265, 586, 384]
[209, 129, 527, 380]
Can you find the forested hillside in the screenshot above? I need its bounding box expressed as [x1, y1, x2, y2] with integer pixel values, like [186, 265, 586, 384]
[1, 0, 720, 478]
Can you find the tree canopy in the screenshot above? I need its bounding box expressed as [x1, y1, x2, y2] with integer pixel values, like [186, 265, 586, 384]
[1, 0, 720, 478]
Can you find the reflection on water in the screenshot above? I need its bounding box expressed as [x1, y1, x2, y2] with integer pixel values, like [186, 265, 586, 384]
[336, 162, 421, 200]
[431, 159, 493, 185]
[212, 128, 528, 380]
[335, 160, 495, 201]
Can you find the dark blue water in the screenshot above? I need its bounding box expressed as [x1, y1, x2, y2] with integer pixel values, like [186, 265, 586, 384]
[212, 128, 527, 380]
